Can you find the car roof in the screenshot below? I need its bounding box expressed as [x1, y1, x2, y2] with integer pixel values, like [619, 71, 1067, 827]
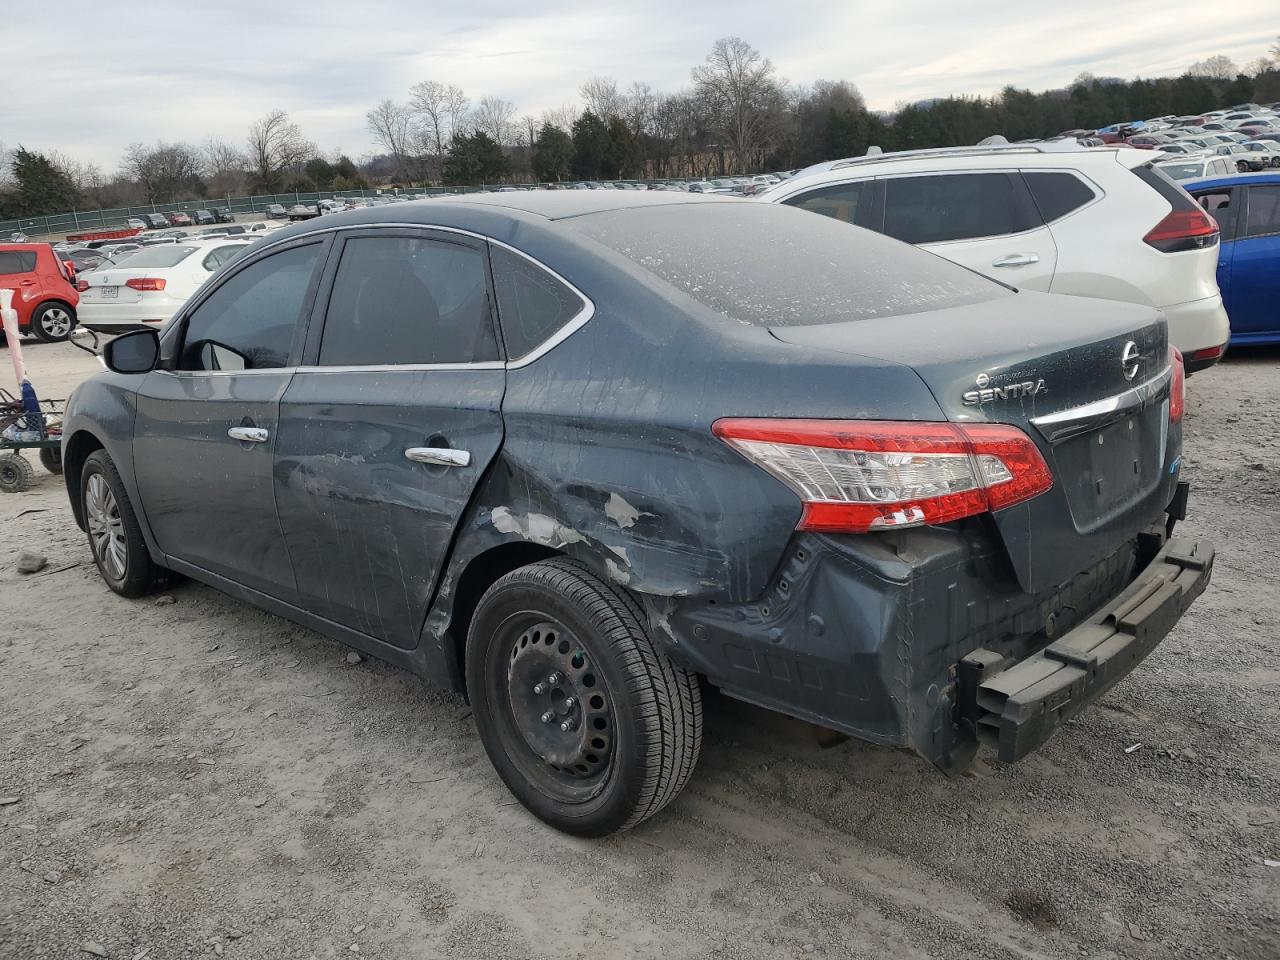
[1180, 171, 1280, 190]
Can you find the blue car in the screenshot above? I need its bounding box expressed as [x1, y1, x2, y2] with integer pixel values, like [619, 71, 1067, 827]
[1184, 172, 1280, 345]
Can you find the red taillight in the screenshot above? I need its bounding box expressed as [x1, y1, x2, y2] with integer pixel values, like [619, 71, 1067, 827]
[1143, 209, 1219, 253]
[712, 419, 1054, 533]
[125, 277, 166, 291]
[1169, 347, 1185, 424]
[76, 279, 89, 292]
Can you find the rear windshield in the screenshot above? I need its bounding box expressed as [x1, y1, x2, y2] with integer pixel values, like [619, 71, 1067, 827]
[111, 245, 198, 269]
[566, 202, 1007, 327]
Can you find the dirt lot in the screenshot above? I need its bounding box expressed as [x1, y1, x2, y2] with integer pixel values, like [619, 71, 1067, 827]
[1, 337, 1277, 960]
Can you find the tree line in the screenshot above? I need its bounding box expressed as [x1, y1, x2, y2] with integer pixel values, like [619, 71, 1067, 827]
[3, 36, 1279, 220]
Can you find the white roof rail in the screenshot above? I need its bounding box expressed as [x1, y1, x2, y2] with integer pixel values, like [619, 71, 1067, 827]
[827, 138, 1089, 171]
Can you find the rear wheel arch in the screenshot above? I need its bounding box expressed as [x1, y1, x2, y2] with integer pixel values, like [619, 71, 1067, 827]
[63, 430, 105, 529]
[444, 541, 565, 692]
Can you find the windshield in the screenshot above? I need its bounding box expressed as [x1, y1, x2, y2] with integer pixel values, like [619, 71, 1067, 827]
[1157, 163, 1203, 180]
[567, 201, 1007, 327]
[109, 245, 198, 269]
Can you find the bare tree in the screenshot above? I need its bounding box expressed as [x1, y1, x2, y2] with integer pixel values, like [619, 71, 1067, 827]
[121, 141, 205, 203]
[202, 137, 249, 196]
[0, 142, 16, 190]
[366, 99, 416, 183]
[693, 37, 782, 172]
[1186, 54, 1239, 80]
[246, 110, 314, 190]
[541, 104, 580, 133]
[1244, 57, 1275, 77]
[445, 85, 471, 143]
[580, 75, 624, 120]
[473, 96, 517, 146]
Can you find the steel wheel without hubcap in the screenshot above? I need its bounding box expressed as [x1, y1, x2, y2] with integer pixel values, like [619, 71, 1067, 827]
[503, 616, 615, 798]
[85, 472, 127, 581]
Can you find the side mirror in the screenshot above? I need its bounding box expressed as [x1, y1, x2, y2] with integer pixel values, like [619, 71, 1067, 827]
[103, 329, 160, 374]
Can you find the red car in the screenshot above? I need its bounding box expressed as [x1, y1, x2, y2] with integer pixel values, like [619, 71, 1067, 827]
[166, 212, 193, 227]
[0, 243, 80, 342]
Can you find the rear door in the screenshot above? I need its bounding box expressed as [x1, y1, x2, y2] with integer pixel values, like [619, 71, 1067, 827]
[273, 228, 506, 648]
[0, 248, 41, 328]
[881, 172, 1058, 291]
[1227, 183, 1280, 339]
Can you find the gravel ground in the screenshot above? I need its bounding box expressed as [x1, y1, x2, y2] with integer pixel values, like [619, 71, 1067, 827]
[1, 337, 1277, 960]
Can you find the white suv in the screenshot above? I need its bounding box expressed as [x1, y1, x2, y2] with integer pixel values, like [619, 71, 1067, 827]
[759, 142, 1230, 370]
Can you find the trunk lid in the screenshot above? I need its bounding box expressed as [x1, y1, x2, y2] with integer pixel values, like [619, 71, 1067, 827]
[771, 291, 1179, 593]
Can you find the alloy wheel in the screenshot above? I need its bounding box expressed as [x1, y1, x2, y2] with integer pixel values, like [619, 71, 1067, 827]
[85, 472, 127, 580]
[39, 307, 73, 339]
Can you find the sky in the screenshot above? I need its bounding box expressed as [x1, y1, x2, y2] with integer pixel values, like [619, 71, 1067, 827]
[5, 0, 1276, 171]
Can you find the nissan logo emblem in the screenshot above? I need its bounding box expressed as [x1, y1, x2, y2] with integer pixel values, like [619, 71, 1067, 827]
[1121, 341, 1140, 381]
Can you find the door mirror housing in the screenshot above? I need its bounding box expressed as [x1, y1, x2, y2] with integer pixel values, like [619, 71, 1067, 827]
[103, 329, 160, 374]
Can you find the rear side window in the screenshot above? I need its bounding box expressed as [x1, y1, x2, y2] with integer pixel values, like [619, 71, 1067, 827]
[1022, 172, 1097, 222]
[1244, 185, 1280, 238]
[1132, 164, 1200, 213]
[883, 173, 1039, 244]
[781, 180, 881, 228]
[567, 202, 1007, 328]
[0, 251, 38, 275]
[490, 245, 585, 360]
[180, 242, 321, 370]
[318, 236, 499, 366]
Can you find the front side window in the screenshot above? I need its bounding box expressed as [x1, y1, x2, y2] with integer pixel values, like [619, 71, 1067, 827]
[1244, 185, 1280, 239]
[782, 180, 879, 228]
[318, 235, 498, 366]
[180, 242, 321, 370]
[202, 245, 247, 271]
[883, 173, 1039, 245]
[490, 245, 585, 361]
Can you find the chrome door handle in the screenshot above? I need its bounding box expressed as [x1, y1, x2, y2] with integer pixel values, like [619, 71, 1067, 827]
[991, 253, 1040, 268]
[228, 426, 269, 443]
[405, 446, 471, 467]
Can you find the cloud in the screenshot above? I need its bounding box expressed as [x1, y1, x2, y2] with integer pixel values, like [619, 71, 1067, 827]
[4, 0, 1275, 169]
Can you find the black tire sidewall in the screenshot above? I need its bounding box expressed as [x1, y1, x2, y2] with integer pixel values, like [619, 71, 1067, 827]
[468, 571, 655, 837]
[39, 447, 63, 474]
[81, 450, 152, 597]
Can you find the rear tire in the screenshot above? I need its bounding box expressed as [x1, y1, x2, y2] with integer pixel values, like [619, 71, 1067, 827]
[466, 558, 702, 836]
[0, 454, 34, 493]
[31, 302, 76, 343]
[81, 449, 158, 597]
[39, 447, 63, 474]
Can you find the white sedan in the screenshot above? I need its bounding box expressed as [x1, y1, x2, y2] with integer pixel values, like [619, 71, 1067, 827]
[77, 239, 253, 332]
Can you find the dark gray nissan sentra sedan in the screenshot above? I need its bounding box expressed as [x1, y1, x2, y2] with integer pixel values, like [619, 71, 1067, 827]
[62, 191, 1212, 835]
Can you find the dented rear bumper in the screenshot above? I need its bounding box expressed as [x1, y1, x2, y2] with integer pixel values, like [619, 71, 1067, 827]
[957, 536, 1213, 763]
[655, 489, 1211, 773]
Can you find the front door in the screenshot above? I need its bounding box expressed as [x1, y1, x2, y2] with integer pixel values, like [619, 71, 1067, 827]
[133, 239, 328, 600]
[273, 229, 506, 648]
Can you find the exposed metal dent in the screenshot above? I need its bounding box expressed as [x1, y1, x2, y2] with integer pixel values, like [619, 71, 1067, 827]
[604, 492, 651, 529]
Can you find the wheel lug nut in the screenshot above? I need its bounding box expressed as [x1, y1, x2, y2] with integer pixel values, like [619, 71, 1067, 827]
[533, 683, 545, 694]
[547, 672, 563, 685]
[541, 711, 555, 723]
[560, 720, 574, 732]
[564, 697, 576, 708]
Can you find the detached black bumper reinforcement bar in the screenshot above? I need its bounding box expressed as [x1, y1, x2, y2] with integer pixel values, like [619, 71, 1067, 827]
[963, 537, 1214, 764]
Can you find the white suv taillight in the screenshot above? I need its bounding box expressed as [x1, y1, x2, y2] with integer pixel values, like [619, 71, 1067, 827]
[713, 419, 1054, 532]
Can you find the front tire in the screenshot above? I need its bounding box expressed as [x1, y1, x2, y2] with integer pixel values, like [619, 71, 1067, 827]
[466, 558, 702, 836]
[31, 302, 76, 342]
[81, 449, 157, 597]
[0, 454, 34, 493]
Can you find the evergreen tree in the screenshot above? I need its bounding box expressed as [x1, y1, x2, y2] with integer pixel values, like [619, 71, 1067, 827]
[571, 111, 610, 179]
[442, 132, 510, 185]
[532, 124, 573, 182]
[11, 147, 82, 217]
